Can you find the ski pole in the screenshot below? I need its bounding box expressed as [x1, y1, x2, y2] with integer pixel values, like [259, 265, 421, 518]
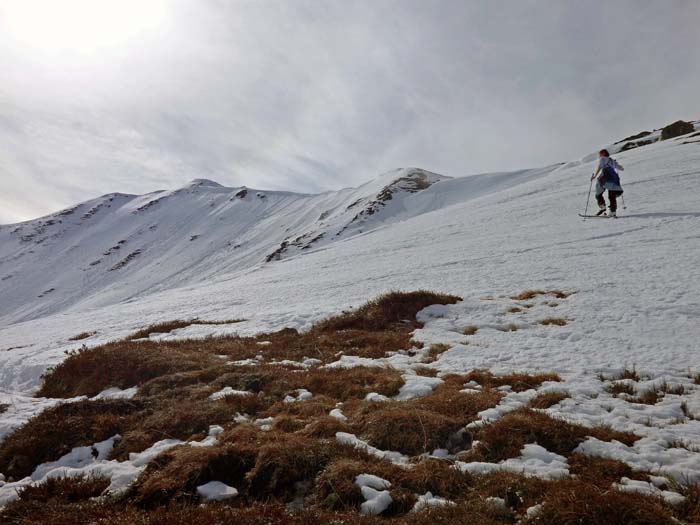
[583, 176, 594, 219]
[621, 194, 627, 210]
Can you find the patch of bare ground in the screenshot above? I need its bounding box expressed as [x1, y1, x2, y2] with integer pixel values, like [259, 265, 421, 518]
[313, 290, 461, 332]
[528, 391, 569, 409]
[421, 343, 450, 363]
[463, 369, 561, 392]
[127, 318, 245, 340]
[538, 317, 568, 326]
[463, 325, 479, 335]
[0, 402, 8, 414]
[511, 289, 573, 301]
[68, 331, 96, 341]
[465, 408, 638, 463]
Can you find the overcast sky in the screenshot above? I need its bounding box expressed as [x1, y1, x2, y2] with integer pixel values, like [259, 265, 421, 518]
[1, 0, 699, 223]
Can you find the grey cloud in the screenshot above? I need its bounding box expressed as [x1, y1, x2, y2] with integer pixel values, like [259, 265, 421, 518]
[1, 0, 698, 222]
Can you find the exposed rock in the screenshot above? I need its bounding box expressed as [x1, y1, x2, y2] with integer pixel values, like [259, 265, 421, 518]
[614, 130, 652, 144]
[660, 120, 695, 140]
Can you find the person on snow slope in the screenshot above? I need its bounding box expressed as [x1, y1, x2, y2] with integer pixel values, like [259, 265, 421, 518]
[591, 149, 624, 217]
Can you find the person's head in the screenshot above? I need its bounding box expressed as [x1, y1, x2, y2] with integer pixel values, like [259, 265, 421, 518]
[599, 149, 610, 157]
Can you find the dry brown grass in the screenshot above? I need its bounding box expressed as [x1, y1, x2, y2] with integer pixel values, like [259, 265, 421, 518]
[38, 342, 219, 398]
[606, 381, 635, 396]
[511, 289, 571, 301]
[463, 369, 561, 392]
[528, 391, 569, 409]
[131, 443, 256, 507]
[246, 433, 337, 501]
[521, 480, 675, 525]
[127, 318, 245, 340]
[361, 405, 460, 455]
[538, 317, 568, 326]
[313, 290, 461, 332]
[507, 307, 522, 313]
[1, 475, 111, 522]
[68, 331, 96, 341]
[345, 384, 501, 456]
[412, 366, 438, 377]
[602, 366, 641, 382]
[463, 325, 479, 336]
[39, 290, 456, 400]
[566, 453, 644, 487]
[8, 291, 692, 523]
[0, 400, 143, 480]
[422, 343, 450, 363]
[1, 501, 388, 525]
[468, 408, 638, 462]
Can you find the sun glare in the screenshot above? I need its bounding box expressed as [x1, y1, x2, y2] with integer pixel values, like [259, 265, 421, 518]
[2, 0, 166, 56]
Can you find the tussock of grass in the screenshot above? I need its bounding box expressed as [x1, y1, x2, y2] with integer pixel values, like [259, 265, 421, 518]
[246, 433, 337, 501]
[68, 331, 96, 341]
[422, 343, 450, 363]
[463, 325, 479, 336]
[521, 480, 675, 525]
[346, 384, 501, 456]
[511, 289, 571, 301]
[463, 369, 561, 392]
[0, 403, 8, 414]
[507, 307, 522, 313]
[314, 290, 461, 332]
[1, 475, 111, 522]
[413, 366, 438, 377]
[37, 342, 220, 398]
[606, 381, 635, 396]
[468, 408, 638, 463]
[40, 291, 451, 399]
[1, 501, 388, 525]
[361, 405, 459, 455]
[131, 443, 256, 507]
[0, 400, 143, 480]
[566, 453, 642, 488]
[602, 366, 640, 382]
[127, 319, 245, 340]
[511, 289, 547, 300]
[111, 398, 245, 460]
[528, 391, 569, 409]
[538, 317, 568, 326]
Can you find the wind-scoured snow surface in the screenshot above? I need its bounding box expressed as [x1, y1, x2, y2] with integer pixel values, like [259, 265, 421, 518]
[1, 124, 700, 485]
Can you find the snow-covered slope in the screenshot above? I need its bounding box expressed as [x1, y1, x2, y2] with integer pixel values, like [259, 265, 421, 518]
[1, 168, 492, 323]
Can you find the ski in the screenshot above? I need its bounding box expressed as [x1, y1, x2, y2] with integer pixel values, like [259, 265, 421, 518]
[578, 214, 617, 219]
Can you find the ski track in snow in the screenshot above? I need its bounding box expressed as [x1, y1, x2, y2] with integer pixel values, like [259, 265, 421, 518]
[1, 131, 700, 490]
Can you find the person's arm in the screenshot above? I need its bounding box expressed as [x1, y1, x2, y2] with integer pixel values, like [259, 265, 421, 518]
[591, 158, 604, 180]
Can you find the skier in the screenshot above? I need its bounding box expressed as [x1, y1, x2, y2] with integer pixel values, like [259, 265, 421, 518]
[591, 149, 624, 217]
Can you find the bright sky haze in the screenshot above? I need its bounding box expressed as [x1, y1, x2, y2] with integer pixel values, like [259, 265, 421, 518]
[1, 0, 699, 223]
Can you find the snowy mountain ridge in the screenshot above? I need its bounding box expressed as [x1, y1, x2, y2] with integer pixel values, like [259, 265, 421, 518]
[1, 166, 557, 324]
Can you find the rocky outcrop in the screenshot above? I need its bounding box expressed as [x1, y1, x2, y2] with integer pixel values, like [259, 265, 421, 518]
[660, 120, 695, 141]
